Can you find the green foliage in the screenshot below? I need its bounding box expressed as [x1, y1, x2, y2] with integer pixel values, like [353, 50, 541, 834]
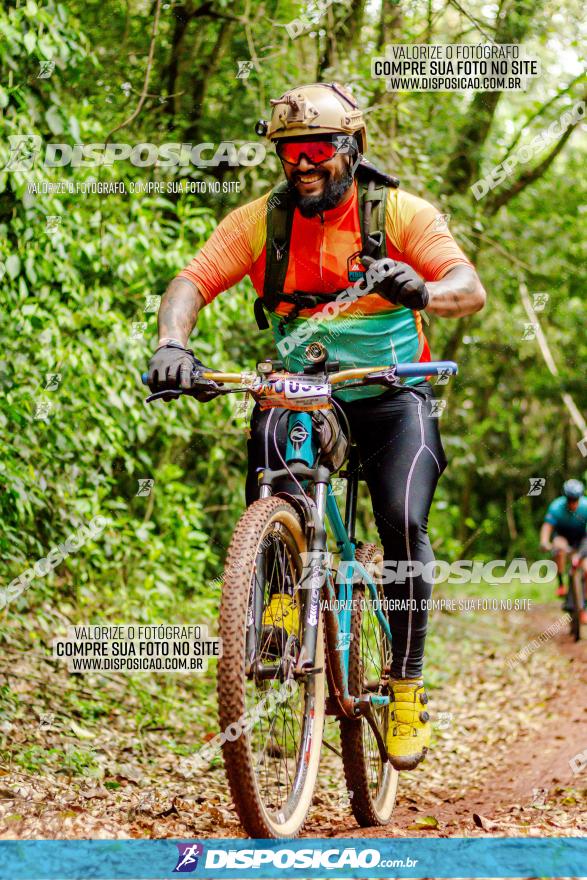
[0, 0, 585, 627]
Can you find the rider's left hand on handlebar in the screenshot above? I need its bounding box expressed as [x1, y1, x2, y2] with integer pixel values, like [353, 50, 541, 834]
[147, 341, 219, 399]
[364, 258, 429, 311]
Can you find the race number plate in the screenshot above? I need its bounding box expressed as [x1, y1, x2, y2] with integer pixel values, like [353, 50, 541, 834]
[252, 376, 332, 411]
[284, 379, 330, 400]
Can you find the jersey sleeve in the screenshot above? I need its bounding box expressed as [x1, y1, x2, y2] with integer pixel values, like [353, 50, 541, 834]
[178, 193, 269, 304]
[386, 189, 473, 282]
[544, 500, 560, 526]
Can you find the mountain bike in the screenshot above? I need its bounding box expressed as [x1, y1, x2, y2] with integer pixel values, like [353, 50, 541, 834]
[144, 350, 457, 838]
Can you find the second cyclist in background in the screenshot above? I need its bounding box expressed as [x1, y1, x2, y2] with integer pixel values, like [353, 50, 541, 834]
[540, 479, 587, 619]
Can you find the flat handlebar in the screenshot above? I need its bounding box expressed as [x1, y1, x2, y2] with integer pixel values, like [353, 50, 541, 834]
[141, 360, 457, 388]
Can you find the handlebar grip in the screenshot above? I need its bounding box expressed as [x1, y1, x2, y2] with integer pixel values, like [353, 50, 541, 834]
[395, 360, 458, 378]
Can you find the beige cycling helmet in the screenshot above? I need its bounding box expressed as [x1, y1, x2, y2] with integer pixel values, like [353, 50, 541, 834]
[256, 82, 367, 151]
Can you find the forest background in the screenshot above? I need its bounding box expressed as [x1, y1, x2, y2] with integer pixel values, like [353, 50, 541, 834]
[0, 0, 586, 778]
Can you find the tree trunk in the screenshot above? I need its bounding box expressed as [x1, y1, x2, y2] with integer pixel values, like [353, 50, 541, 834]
[163, 3, 192, 126]
[444, 0, 547, 194]
[318, 0, 366, 74]
[184, 20, 234, 143]
[505, 487, 518, 541]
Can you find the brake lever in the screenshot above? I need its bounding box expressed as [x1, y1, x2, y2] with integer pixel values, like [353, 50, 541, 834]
[362, 367, 401, 388]
[145, 388, 184, 403]
[145, 380, 225, 404]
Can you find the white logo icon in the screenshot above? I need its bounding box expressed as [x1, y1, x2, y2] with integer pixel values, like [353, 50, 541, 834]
[46, 215, 61, 234]
[45, 373, 62, 391]
[34, 399, 53, 421]
[433, 213, 451, 230]
[532, 293, 549, 312]
[527, 478, 546, 496]
[429, 399, 447, 418]
[4, 135, 43, 171]
[144, 295, 161, 313]
[236, 61, 253, 79]
[37, 60, 56, 79]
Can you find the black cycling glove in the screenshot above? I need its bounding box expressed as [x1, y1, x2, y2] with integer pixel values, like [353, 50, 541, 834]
[147, 342, 218, 399]
[364, 258, 430, 311]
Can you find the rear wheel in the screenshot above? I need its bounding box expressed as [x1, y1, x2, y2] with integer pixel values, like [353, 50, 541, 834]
[339, 543, 398, 826]
[570, 567, 584, 642]
[218, 497, 325, 838]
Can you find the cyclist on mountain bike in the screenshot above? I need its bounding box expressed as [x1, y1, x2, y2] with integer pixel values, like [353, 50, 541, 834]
[147, 82, 486, 771]
[540, 479, 587, 615]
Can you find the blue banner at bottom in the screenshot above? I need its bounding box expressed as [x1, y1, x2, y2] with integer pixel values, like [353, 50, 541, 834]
[0, 837, 585, 879]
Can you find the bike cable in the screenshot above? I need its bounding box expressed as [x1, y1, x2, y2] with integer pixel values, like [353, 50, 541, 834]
[272, 409, 309, 498]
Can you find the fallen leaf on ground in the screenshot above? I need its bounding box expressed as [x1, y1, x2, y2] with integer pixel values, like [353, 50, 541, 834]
[473, 813, 498, 831]
[407, 815, 439, 830]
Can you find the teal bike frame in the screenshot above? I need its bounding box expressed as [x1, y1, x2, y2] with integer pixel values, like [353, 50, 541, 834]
[278, 409, 393, 715]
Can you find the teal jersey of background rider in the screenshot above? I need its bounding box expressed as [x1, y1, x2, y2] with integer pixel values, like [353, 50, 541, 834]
[544, 496, 587, 545]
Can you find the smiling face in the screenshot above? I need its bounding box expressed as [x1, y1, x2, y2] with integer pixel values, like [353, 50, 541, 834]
[279, 143, 355, 218]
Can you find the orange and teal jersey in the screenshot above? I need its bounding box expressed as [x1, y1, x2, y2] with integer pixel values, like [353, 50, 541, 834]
[179, 180, 472, 400]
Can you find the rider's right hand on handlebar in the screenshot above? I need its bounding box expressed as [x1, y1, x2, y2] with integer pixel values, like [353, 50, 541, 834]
[147, 341, 219, 400]
[362, 257, 429, 311]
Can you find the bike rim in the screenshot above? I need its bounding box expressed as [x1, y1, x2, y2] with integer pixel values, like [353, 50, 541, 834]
[572, 571, 583, 640]
[359, 581, 397, 816]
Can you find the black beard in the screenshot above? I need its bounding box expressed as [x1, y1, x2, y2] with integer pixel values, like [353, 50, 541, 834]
[289, 166, 355, 218]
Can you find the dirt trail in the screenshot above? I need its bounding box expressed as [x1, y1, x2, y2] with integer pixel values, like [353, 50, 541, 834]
[307, 605, 587, 839]
[1, 603, 586, 839]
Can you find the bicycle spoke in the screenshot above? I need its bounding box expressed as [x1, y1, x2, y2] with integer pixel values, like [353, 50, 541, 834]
[360, 576, 392, 797]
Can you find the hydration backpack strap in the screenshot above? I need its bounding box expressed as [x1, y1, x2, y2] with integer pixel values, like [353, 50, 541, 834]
[256, 181, 295, 329]
[358, 177, 388, 262]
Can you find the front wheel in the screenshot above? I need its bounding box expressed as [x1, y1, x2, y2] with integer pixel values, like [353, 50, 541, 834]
[340, 543, 398, 826]
[218, 497, 325, 838]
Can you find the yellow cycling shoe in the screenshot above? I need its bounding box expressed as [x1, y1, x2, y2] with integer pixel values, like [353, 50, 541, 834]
[386, 679, 431, 771]
[261, 594, 300, 655]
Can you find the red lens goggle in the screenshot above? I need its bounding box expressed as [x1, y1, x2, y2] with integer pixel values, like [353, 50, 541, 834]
[276, 135, 355, 166]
